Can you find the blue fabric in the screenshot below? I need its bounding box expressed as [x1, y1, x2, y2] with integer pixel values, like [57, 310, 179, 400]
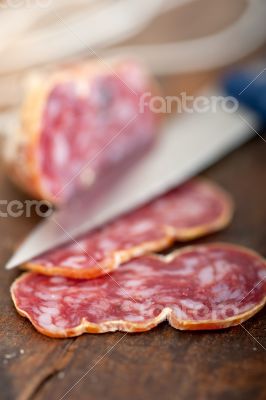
[222, 68, 266, 124]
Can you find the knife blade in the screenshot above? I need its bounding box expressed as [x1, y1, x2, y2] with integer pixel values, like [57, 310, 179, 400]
[5, 86, 258, 269]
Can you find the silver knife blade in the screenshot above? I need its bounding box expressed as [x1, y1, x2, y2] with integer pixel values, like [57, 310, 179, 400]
[5, 87, 258, 269]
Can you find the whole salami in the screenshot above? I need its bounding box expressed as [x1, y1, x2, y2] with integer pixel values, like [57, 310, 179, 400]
[4, 59, 160, 203]
[22, 179, 233, 278]
[11, 244, 266, 337]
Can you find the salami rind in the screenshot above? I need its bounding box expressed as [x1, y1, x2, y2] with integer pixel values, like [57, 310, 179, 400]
[4, 59, 160, 203]
[22, 179, 233, 279]
[11, 244, 266, 338]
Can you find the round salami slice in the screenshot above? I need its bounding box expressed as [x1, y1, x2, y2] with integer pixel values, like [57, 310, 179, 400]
[11, 244, 266, 337]
[4, 59, 160, 203]
[22, 179, 233, 279]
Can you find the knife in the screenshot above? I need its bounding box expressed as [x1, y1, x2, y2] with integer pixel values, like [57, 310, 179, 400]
[5, 85, 259, 269]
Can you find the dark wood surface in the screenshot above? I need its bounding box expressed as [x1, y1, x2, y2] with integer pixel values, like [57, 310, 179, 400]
[0, 135, 265, 400]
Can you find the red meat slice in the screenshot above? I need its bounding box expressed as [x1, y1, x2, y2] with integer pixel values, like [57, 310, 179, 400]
[11, 243, 266, 337]
[5, 59, 160, 203]
[22, 179, 233, 279]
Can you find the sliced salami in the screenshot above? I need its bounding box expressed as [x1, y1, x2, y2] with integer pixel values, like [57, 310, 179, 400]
[4, 59, 160, 203]
[23, 179, 233, 279]
[11, 244, 266, 337]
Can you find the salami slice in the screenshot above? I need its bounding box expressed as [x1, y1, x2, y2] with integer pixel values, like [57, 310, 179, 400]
[11, 244, 266, 338]
[4, 59, 160, 203]
[22, 179, 233, 279]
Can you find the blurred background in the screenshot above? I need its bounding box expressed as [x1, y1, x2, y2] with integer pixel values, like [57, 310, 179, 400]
[0, 0, 265, 110]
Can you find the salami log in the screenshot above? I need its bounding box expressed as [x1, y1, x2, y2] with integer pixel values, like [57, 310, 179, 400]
[22, 179, 233, 279]
[4, 59, 160, 203]
[11, 244, 266, 338]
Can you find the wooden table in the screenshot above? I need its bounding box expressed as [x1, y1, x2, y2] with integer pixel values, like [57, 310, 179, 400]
[0, 134, 265, 400]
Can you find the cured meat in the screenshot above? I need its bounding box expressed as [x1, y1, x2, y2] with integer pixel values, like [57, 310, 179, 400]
[4, 59, 160, 203]
[22, 179, 233, 279]
[11, 244, 266, 338]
